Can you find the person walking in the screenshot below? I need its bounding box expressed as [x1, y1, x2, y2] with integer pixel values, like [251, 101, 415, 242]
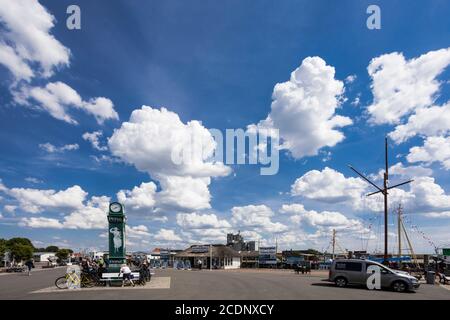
[294, 264, 300, 274]
[25, 259, 34, 276]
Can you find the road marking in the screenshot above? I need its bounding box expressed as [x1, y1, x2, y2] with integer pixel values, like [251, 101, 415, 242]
[29, 276, 171, 294]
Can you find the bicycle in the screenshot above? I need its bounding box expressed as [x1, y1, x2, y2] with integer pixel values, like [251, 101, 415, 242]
[55, 270, 81, 289]
[55, 270, 99, 289]
[6, 266, 26, 273]
[84, 268, 104, 286]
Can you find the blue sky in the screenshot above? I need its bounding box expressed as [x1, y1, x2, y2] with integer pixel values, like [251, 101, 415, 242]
[0, 0, 449, 253]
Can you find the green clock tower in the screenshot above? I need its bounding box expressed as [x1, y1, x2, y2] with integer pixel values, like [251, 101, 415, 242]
[107, 202, 127, 272]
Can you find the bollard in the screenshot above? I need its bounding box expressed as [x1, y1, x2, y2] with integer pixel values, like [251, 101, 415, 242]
[426, 271, 435, 285]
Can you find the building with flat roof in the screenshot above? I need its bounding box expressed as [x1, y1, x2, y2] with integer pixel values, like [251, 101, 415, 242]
[146, 248, 182, 267]
[176, 244, 241, 269]
[240, 250, 259, 268]
[33, 252, 56, 263]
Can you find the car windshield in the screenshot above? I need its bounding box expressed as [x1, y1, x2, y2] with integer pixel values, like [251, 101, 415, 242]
[366, 262, 393, 273]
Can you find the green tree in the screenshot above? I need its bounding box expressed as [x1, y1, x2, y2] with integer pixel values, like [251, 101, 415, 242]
[0, 239, 7, 262]
[4, 238, 34, 263]
[10, 243, 33, 262]
[55, 249, 70, 262]
[6, 237, 34, 248]
[0, 238, 6, 254]
[45, 246, 59, 252]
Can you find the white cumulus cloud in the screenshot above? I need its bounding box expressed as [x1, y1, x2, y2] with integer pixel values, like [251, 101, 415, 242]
[82, 131, 108, 151]
[407, 136, 450, 170]
[248, 56, 352, 159]
[109, 106, 231, 211]
[0, 1, 118, 126]
[39, 142, 79, 153]
[291, 167, 367, 203]
[370, 162, 433, 180]
[389, 103, 450, 143]
[20, 195, 110, 229]
[117, 182, 157, 211]
[289, 166, 450, 216]
[0, 181, 110, 229]
[19, 82, 118, 125]
[231, 204, 288, 233]
[1, 183, 86, 213]
[126, 225, 151, 238]
[154, 228, 182, 241]
[176, 212, 231, 229]
[281, 203, 366, 231]
[367, 48, 450, 125]
[0, 0, 70, 81]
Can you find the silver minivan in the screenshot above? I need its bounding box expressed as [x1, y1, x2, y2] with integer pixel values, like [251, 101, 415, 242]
[328, 259, 420, 292]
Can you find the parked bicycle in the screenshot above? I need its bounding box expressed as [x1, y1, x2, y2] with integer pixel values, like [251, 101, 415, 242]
[55, 270, 101, 289]
[6, 265, 26, 273]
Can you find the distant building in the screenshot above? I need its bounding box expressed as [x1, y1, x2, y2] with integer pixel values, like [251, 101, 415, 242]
[241, 251, 259, 268]
[246, 241, 256, 252]
[227, 232, 244, 251]
[147, 248, 182, 267]
[226, 231, 257, 252]
[281, 250, 321, 269]
[33, 252, 56, 263]
[176, 244, 241, 269]
[89, 251, 105, 260]
[1, 251, 11, 267]
[130, 251, 149, 263]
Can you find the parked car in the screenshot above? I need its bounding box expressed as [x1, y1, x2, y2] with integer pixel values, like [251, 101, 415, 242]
[328, 259, 420, 292]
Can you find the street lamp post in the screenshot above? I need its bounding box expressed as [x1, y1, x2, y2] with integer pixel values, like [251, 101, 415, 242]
[210, 244, 212, 271]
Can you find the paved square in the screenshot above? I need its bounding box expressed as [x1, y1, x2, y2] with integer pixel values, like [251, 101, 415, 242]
[30, 276, 171, 294]
[0, 268, 449, 300]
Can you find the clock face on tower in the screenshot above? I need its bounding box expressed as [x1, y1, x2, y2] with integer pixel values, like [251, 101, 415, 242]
[109, 202, 122, 213]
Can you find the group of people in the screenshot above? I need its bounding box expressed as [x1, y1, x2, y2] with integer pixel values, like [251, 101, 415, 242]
[78, 256, 151, 287]
[79, 257, 107, 276]
[294, 264, 311, 274]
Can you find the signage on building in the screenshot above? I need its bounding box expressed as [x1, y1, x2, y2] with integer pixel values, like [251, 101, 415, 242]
[259, 246, 277, 265]
[160, 249, 170, 261]
[285, 256, 304, 265]
[443, 248, 450, 256]
[191, 245, 209, 253]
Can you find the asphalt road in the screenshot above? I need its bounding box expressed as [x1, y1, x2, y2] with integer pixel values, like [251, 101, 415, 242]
[0, 268, 449, 300]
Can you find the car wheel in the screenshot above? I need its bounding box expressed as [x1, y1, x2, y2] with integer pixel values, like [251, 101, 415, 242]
[335, 277, 347, 287]
[392, 281, 407, 293]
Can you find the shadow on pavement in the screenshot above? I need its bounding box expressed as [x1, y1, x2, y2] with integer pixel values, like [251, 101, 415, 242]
[310, 282, 417, 294]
